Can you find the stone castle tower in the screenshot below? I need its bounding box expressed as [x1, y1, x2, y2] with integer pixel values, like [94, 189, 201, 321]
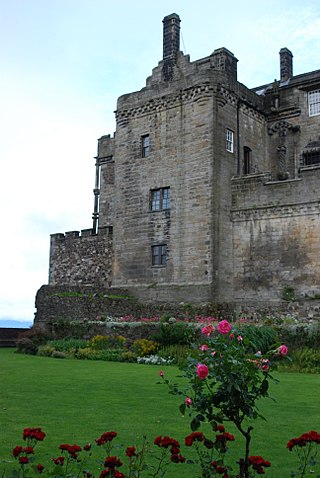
[39, 13, 320, 321]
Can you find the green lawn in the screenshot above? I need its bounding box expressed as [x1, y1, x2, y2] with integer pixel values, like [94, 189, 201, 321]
[1, 348, 320, 477]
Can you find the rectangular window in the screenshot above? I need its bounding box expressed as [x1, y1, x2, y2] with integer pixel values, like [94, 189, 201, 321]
[243, 146, 252, 174]
[141, 135, 150, 157]
[226, 129, 234, 152]
[308, 90, 320, 116]
[151, 244, 167, 266]
[150, 187, 170, 211]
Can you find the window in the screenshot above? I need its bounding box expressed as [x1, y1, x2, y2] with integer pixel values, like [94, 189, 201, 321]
[151, 244, 167, 266]
[226, 129, 234, 152]
[150, 187, 170, 211]
[243, 146, 252, 174]
[141, 135, 150, 157]
[308, 90, 320, 116]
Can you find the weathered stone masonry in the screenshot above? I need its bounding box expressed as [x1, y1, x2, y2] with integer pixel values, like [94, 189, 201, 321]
[35, 13, 320, 323]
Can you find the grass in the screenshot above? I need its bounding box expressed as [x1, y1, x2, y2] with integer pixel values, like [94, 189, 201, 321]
[0, 349, 320, 478]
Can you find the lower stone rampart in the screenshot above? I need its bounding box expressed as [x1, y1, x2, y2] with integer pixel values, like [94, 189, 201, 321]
[35, 285, 320, 327]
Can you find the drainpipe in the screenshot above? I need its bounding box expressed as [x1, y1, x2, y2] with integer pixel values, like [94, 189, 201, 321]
[237, 99, 241, 175]
[92, 157, 100, 234]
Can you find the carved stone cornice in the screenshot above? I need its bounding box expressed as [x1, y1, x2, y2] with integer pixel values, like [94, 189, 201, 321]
[115, 83, 214, 126]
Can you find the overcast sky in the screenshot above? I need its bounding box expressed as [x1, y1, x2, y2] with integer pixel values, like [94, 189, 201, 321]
[1, 0, 320, 324]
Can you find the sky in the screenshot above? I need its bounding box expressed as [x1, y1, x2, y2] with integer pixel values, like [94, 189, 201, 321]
[1, 0, 320, 324]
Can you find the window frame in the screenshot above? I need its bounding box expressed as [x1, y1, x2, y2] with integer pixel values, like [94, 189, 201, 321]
[151, 244, 167, 266]
[150, 187, 170, 211]
[308, 90, 320, 117]
[226, 129, 234, 153]
[243, 146, 252, 175]
[141, 134, 150, 157]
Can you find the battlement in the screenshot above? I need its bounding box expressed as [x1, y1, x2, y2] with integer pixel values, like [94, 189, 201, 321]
[49, 227, 113, 288]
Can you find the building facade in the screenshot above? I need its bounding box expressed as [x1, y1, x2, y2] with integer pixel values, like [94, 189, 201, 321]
[47, 13, 320, 307]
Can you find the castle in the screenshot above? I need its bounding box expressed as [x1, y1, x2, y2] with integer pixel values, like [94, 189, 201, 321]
[38, 13, 320, 321]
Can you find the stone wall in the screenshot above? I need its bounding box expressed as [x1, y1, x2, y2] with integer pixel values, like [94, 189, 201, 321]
[34, 284, 320, 328]
[231, 166, 320, 300]
[49, 227, 112, 287]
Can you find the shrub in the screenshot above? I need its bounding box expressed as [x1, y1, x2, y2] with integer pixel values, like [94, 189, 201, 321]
[119, 350, 137, 362]
[16, 326, 51, 355]
[280, 347, 320, 373]
[37, 345, 56, 357]
[158, 344, 191, 366]
[51, 350, 66, 359]
[133, 338, 158, 357]
[278, 324, 320, 351]
[238, 324, 279, 354]
[48, 338, 88, 352]
[90, 334, 126, 350]
[152, 322, 197, 346]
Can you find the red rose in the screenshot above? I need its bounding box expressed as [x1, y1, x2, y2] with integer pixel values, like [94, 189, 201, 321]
[23, 446, 34, 454]
[23, 428, 45, 442]
[104, 456, 123, 468]
[12, 446, 23, 457]
[185, 432, 204, 446]
[96, 431, 117, 446]
[52, 456, 65, 465]
[36, 464, 44, 473]
[125, 446, 136, 457]
[19, 456, 29, 465]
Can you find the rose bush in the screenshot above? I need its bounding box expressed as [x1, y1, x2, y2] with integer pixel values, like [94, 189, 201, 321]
[5, 426, 320, 477]
[161, 318, 290, 477]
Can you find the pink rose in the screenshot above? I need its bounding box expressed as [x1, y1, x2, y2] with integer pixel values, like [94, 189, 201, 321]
[159, 370, 164, 377]
[277, 344, 288, 356]
[217, 320, 231, 335]
[199, 344, 209, 351]
[196, 363, 209, 380]
[229, 333, 234, 339]
[237, 335, 243, 342]
[201, 325, 215, 336]
[185, 397, 192, 407]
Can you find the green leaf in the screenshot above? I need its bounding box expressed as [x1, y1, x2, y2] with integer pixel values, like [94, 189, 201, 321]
[179, 403, 186, 416]
[191, 416, 200, 431]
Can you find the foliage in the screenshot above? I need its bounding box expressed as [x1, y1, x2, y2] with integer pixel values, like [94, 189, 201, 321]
[158, 345, 191, 367]
[3, 428, 186, 478]
[2, 348, 320, 477]
[282, 286, 296, 301]
[237, 324, 279, 354]
[133, 339, 159, 357]
[287, 430, 320, 477]
[162, 319, 288, 477]
[48, 338, 88, 352]
[90, 334, 126, 350]
[279, 347, 320, 373]
[3, 426, 320, 477]
[152, 321, 197, 346]
[278, 324, 320, 351]
[37, 345, 56, 357]
[16, 326, 51, 355]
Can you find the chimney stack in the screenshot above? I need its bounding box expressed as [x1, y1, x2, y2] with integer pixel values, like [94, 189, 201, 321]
[279, 48, 293, 82]
[162, 13, 181, 81]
